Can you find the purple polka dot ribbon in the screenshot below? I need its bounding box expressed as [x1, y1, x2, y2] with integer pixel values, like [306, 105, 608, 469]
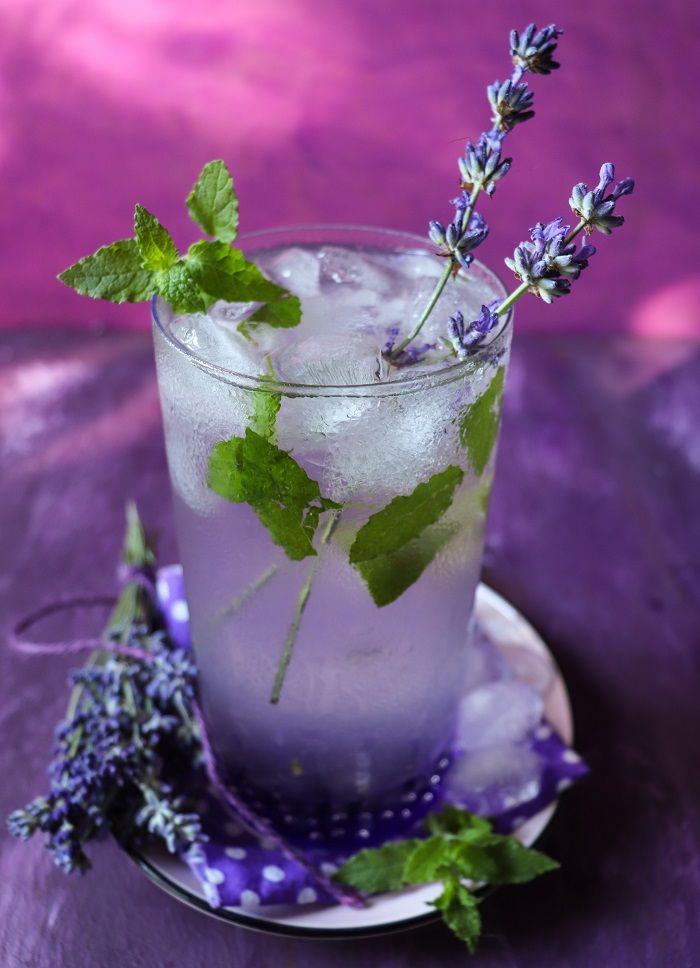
[156, 566, 588, 910]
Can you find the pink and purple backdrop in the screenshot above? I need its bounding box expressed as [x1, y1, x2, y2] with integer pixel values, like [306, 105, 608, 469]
[0, 0, 698, 337]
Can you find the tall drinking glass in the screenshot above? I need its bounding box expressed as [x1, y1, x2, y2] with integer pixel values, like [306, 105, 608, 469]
[152, 226, 512, 832]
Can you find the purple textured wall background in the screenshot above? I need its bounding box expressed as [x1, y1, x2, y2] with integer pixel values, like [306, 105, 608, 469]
[0, 0, 698, 336]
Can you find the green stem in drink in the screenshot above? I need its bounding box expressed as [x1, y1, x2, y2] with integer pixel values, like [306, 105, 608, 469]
[217, 562, 280, 623]
[389, 186, 481, 361]
[269, 508, 342, 704]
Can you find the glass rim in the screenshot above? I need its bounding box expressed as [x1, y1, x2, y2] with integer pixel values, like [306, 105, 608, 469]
[151, 224, 513, 398]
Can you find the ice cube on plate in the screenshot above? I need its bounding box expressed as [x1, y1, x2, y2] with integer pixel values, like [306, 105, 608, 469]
[443, 744, 542, 816]
[454, 680, 544, 752]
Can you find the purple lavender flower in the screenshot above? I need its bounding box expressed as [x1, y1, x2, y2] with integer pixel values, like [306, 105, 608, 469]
[459, 131, 512, 197]
[510, 23, 563, 75]
[383, 324, 435, 367]
[429, 193, 489, 271]
[447, 305, 500, 359]
[487, 77, 535, 132]
[569, 163, 635, 234]
[134, 787, 204, 854]
[7, 616, 205, 873]
[505, 217, 596, 303]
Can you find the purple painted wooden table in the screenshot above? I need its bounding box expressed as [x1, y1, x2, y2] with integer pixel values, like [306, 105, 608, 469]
[2, 328, 699, 967]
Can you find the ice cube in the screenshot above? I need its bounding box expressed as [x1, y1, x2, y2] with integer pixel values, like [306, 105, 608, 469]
[455, 681, 544, 752]
[443, 744, 542, 816]
[274, 333, 387, 386]
[319, 246, 393, 301]
[171, 307, 266, 376]
[259, 247, 321, 297]
[156, 317, 254, 515]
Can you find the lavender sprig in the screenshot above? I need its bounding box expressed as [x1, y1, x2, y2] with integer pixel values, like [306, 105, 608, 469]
[428, 195, 489, 272]
[487, 78, 534, 132]
[510, 23, 563, 76]
[504, 217, 596, 304]
[387, 22, 562, 363]
[448, 164, 634, 352]
[458, 131, 511, 198]
[7, 508, 206, 875]
[569, 163, 635, 235]
[446, 305, 500, 359]
[7, 629, 205, 873]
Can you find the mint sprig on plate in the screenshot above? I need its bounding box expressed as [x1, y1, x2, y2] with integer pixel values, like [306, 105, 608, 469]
[335, 805, 558, 953]
[58, 160, 301, 327]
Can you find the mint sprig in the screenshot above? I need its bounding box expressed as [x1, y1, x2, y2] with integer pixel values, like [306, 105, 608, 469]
[459, 367, 506, 475]
[349, 465, 464, 606]
[336, 805, 558, 953]
[208, 430, 340, 561]
[57, 160, 301, 327]
[186, 159, 239, 243]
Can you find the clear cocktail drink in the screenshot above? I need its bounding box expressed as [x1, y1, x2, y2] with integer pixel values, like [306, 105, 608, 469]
[153, 226, 511, 822]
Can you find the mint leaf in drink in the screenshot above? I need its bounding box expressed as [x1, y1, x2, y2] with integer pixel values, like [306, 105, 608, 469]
[250, 389, 281, 441]
[335, 805, 558, 953]
[350, 466, 463, 605]
[185, 240, 248, 301]
[58, 240, 157, 303]
[459, 367, 506, 475]
[245, 294, 302, 333]
[350, 466, 464, 565]
[156, 262, 207, 313]
[134, 204, 179, 271]
[231, 259, 288, 301]
[186, 160, 239, 243]
[431, 876, 482, 954]
[355, 525, 454, 607]
[208, 429, 340, 561]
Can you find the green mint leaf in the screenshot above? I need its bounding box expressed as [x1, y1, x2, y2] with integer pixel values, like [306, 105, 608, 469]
[230, 259, 287, 301]
[432, 877, 482, 954]
[423, 805, 493, 841]
[354, 524, 454, 607]
[133, 204, 179, 270]
[185, 240, 248, 301]
[208, 429, 338, 560]
[186, 160, 239, 243]
[350, 465, 464, 565]
[459, 367, 506, 475]
[58, 239, 157, 303]
[250, 389, 281, 441]
[453, 839, 560, 886]
[185, 242, 301, 332]
[402, 836, 450, 884]
[244, 294, 302, 333]
[334, 840, 423, 894]
[425, 806, 558, 884]
[155, 262, 206, 313]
